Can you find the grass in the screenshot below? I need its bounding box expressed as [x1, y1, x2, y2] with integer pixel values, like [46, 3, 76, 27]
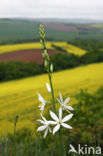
[0, 42, 86, 56]
[0, 62, 103, 136]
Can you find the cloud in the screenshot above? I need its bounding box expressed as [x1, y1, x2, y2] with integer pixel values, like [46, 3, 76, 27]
[0, 0, 103, 19]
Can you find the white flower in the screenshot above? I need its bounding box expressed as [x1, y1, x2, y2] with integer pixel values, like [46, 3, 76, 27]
[38, 93, 46, 114]
[57, 93, 74, 113]
[46, 83, 51, 93]
[49, 108, 73, 135]
[38, 93, 46, 105]
[37, 116, 52, 138]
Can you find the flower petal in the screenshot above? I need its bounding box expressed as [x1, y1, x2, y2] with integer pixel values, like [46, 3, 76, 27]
[61, 123, 72, 129]
[65, 105, 74, 111]
[37, 120, 45, 124]
[49, 121, 57, 125]
[46, 83, 51, 93]
[40, 104, 45, 112]
[41, 116, 47, 122]
[62, 114, 73, 122]
[37, 125, 46, 131]
[57, 98, 62, 105]
[64, 97, 70, 105]
[50, 111, 59, 122]
[59, 93, 63, 103]
[59, 108, 62, 120]
[53, 124, 60, 135]
[38, 93, 46, 104]
[49, 127, 52, 133]
[44, 128, 48, 139]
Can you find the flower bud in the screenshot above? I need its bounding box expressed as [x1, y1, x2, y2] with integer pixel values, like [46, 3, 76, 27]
[44, 49, 47, 54]
[40, 39, 43, 44]
[46, 83, 51, 93]
[42, 53, 45, 58]
[43, 50, 50, 61]
[39, 25, 45, 41]
[44, 60, 48, 68]
[50, 64, 53, 72]
[41, 44, 45, 50]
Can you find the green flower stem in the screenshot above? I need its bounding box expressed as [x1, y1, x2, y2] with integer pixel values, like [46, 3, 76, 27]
[59, 129, 64, 156]
[48, 71, 64, 156]
[48, 72, 56, 112]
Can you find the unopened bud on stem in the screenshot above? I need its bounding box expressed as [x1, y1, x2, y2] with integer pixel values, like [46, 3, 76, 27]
[44, 60, 49, 68]
[50, 64, 53, 72]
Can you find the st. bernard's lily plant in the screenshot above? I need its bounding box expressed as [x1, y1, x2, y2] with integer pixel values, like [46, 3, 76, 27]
[37, 24, 74, 156]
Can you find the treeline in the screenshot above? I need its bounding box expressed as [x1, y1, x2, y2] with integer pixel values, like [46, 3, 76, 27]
[51, 44, 67, 53]
[68, 40, 103, 51]
[0, 62, 44, 82]
[51, 48, 103, 71]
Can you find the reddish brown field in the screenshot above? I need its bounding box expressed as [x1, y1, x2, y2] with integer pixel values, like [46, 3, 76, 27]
[0, 49, 59, 64]
[45, 24, 78, 32]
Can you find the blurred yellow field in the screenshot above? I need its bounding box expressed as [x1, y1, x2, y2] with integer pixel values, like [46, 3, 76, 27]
[0, 42, 86, 56]
[0, 62, 103, 136]
[89, 24, 103, 29]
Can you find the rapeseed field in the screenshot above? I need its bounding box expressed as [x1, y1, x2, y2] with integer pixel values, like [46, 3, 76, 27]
[0, 42, 86, 56]
[0, 63, 103, 136]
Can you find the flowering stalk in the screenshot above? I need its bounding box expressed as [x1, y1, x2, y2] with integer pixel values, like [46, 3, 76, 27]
[38, 24, 74, 156]
[39, 24, 56, 112]
[39, 24, 65, 156]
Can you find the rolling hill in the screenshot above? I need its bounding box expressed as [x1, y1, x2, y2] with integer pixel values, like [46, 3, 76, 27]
[0, 19, 103, 45]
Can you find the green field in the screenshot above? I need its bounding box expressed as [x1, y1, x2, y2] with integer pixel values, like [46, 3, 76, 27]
[0, 62, 103, 136]
[0, 19, 103, 44]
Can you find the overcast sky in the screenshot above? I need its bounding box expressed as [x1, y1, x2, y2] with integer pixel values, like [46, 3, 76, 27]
[0, 0, 103, 19]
